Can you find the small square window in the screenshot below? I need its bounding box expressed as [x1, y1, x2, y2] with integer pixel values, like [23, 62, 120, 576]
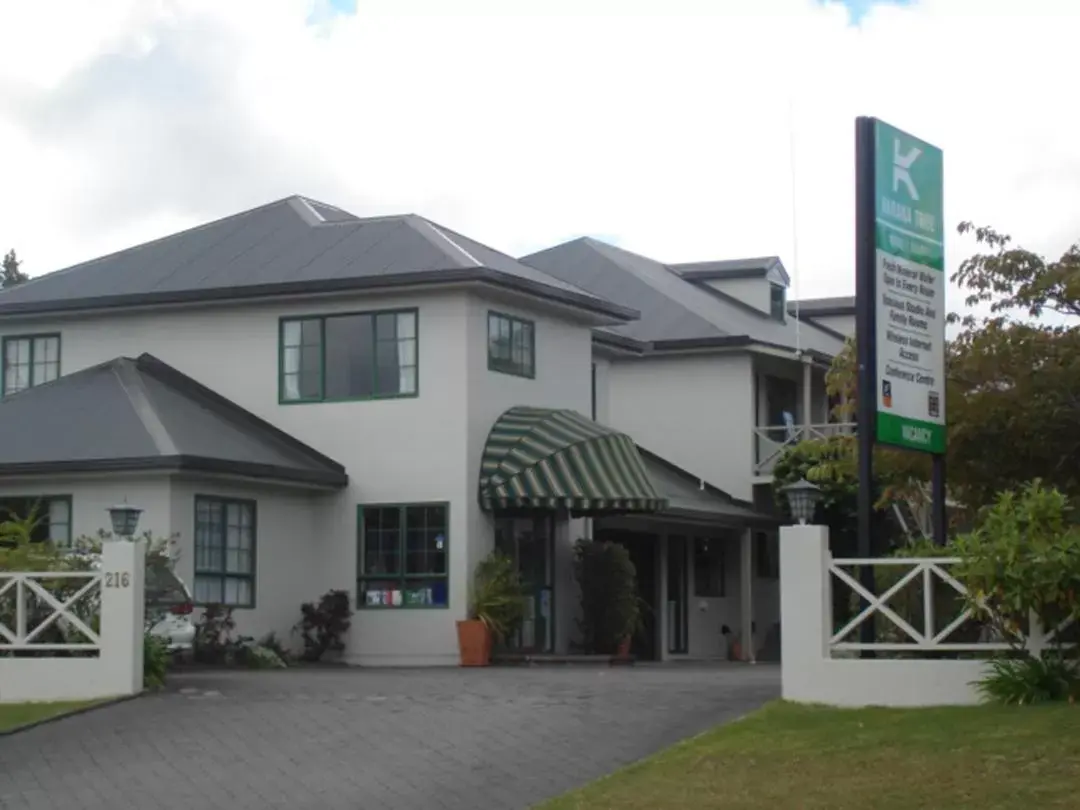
[488, 312, 535, 378]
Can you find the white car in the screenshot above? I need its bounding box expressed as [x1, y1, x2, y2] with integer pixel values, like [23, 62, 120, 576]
[145, 558, 197, 652]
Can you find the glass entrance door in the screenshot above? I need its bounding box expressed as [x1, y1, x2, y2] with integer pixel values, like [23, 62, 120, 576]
[494, 516, 554, 653]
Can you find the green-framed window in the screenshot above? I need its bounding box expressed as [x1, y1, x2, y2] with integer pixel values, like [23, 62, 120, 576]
[358, 503, 448, 609]
[194, 496, 256, 607]
[487, 312, 535, 378]
[279, 309, 418, 403]
[769, 284, 786, 322]
[0, 495, 72, 547]
[2, 334, 60, 396]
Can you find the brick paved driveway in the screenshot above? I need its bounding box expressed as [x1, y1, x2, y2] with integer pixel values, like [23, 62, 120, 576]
[0, 664, 778, 810]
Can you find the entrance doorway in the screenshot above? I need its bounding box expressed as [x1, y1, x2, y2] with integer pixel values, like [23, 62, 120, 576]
[595, 529, 658, 660]
[495, 515, 554, 653]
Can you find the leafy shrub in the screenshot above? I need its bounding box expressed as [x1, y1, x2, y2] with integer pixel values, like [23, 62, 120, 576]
[573, 539, 640, 654]
[975, 654, 1080, 705]
[952, 482, 1080, 702]
[954, 481, 1080, 654]
[143, 633, 169, 689]
[469, 552, 526, 642]
[257, 631, 291, 663]
[295, 589, 352, 662]
[193, 604, 237, 664]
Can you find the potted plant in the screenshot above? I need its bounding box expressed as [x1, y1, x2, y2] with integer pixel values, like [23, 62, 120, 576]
[457, 551, 526, 666]
[573, 539, 641, 657]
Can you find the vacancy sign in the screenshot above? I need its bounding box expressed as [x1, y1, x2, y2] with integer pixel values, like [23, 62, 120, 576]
[872, 120, 946, 454]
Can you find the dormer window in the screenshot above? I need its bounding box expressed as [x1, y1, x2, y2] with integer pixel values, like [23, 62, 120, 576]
[770, 284, 786, 322]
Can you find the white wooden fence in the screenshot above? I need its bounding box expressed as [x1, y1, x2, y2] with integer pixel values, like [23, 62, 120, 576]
[0, 540, 145, 703]
[780, 525, 1075, 707]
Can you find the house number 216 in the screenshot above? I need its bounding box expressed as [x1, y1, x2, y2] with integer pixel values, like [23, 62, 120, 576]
[105, 572, 131, 588]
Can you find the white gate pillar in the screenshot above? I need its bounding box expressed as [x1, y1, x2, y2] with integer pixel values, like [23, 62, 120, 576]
[100, 539, 146, 696]
[779, 524, 830, 700]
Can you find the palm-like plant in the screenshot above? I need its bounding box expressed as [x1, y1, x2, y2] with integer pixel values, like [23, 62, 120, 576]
[469, 552, 526, 642]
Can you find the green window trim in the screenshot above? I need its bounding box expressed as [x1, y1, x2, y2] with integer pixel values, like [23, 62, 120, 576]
[193, 495, 257, 608]
[1, 333, 61, 397]
[769, 284, 787, 322]
[487, 311, 535, 379]
[0, 494, 72, 547]
[278, 308, 419, 404]
[357, 502, 449, 610]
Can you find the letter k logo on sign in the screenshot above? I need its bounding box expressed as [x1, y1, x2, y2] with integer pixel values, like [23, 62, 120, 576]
[892, 138, 921, 201]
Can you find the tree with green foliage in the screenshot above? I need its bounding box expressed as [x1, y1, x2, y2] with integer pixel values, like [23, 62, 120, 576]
[782, 221, 1080, 521]
[954, 481, 1080, 704]
[1, 249, 28, 289]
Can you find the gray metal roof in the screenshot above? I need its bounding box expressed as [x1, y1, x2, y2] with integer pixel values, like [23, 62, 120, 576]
[520, 238, 843, 356]
[521, 239, 726, 343]
[0, 197, 633, 322]
[639, 449, 776, 526]
[790, 296, 856, 316]
[671, 256, 791, 285]
[0, 354, 347, 486]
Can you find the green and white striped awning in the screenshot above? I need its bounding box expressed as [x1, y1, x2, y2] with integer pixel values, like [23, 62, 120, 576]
[479, 406, 668, 515]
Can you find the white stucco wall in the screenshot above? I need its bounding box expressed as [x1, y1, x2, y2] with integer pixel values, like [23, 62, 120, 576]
[464, 293, 594, 654]
[1, 287, 601, 664]
[703, 278, 771, 314]
[167, 476, 329, 649]
[606, 353, 755, 501]
[0, 473, 173, 541]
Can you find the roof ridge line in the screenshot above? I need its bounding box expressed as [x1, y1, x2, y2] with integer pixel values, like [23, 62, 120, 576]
[8, 196, 304, 291]
[112, 359, 180, 457]
[406, 216, 480, 268]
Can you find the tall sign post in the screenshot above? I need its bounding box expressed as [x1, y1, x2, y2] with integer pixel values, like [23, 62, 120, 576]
[855, 117, 947, 645]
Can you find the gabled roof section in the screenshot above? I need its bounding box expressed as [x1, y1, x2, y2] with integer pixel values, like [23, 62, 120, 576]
[671, 256, 791, 286]
[521, 238, 726, 343]
[0, 354, 347, 486]
[790, 295, 856, 317]
[0, 196, 634, 323]
[520, 238, 842, 356]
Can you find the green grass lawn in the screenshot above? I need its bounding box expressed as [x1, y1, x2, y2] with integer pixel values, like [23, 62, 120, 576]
[0, 700, 98, 733]
[539, 701, 1080, 810]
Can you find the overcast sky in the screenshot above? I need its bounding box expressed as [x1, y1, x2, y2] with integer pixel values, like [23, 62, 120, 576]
[1, 0, 1077, 303]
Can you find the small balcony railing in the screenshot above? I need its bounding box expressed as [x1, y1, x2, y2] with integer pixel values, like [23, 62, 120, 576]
[752, 422, 856, 476]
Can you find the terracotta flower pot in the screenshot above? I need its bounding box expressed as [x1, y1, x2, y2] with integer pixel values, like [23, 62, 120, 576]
[616, 637, 632, 659]
[456, 619, 492, 667]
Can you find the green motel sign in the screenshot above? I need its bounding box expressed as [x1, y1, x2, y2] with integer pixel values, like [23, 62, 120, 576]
[872, 120, 946, 454]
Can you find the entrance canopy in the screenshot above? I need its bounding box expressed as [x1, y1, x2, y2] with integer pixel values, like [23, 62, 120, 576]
[479, 407, 667, 515]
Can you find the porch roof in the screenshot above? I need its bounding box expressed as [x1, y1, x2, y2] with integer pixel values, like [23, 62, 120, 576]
[637, 449, 777, 527]
[0, 353, 348, 487]
[479, 406, 667, 515]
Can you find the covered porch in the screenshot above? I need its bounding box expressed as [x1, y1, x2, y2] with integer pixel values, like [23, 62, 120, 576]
[478, 406, 777, 663]
[594, 450, 779, 662]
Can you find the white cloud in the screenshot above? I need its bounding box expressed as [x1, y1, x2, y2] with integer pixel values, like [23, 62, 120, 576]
[1, 0, 1078, 308]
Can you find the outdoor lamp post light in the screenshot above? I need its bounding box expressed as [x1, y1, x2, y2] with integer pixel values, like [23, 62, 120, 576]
[107, 503, 143, 539]
[780, 478, 822, 525]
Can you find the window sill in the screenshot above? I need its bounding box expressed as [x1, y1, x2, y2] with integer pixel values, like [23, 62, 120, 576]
[279, 392, 419, 405]
[357, 604, 450, 611]
[487, 364, 535, 380]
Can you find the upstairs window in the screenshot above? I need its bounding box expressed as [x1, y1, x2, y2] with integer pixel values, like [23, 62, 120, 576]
[488, 312, 535, 378]
[2, 334, 60, 396]
[770, 284, 786, 322]
[280, 309, 418, 402]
